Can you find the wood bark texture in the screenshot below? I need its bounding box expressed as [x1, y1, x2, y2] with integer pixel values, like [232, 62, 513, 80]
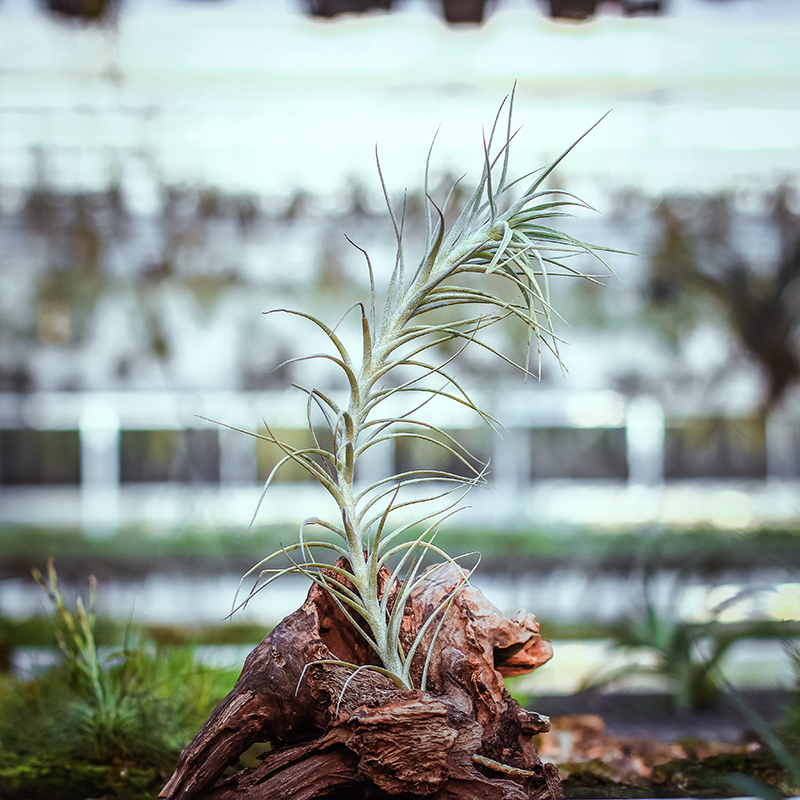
[161, 561, 559, 800]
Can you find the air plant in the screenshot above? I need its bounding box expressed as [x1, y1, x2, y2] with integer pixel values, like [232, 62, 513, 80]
[228, 92, 617, 693]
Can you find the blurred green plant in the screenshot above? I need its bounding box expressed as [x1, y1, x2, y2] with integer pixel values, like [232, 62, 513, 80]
[0, 559, 237, 771]
[590, 564, 761, 711]
[777, 640, 800, 756]
[718, 643, 800, 800]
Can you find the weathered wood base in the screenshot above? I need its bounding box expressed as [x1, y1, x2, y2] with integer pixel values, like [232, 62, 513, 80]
[161, 562, 559, 800]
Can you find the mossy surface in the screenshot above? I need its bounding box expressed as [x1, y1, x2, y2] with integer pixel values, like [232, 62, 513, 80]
[0, 753, 166, 800]
[0, 749, 794, 800]
[563, 775, 669, 799]
[651, 751, 796, 798]
[561, 751, 797, 799]
[561, 758, 675, 798]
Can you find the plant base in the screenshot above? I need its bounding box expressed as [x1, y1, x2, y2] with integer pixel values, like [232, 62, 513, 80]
[161, 562, 558, 800]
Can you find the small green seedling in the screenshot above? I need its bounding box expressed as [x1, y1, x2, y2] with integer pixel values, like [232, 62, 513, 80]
[227, 91, 618, 692]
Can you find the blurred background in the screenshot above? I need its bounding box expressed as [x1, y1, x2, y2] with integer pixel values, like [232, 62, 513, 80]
[1, 0, 800, 710]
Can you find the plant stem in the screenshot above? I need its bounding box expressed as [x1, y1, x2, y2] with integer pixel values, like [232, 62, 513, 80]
[332, 236, 496, 690]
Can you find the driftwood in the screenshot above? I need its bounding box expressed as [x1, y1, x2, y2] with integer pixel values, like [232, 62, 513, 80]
[161, 561, 559, 800]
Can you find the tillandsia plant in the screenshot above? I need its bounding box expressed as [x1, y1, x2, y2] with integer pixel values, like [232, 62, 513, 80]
[229, 91, 618, 693]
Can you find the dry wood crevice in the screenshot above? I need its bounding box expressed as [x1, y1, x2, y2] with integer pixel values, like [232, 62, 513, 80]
[161, 561, 559, 800]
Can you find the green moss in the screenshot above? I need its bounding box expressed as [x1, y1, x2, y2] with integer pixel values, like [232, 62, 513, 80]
[0, 752, 166, 800]
[562, 762, 663, 799]
[561, 752, 797, 799]
[652, 752, 796, 798]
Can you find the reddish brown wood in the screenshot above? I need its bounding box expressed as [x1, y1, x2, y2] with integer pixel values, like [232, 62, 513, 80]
[161, 561, 558, 800]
